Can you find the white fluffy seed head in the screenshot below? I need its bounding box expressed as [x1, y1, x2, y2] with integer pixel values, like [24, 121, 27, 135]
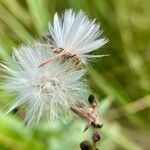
[48, 9, 108, 62]
[1, 44, 88, 126]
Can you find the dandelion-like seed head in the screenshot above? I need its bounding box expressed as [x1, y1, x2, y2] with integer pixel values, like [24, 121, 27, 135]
[2, 45, 88, 125]
[48, 9, 108, 62]
[1, 9, 107, 127]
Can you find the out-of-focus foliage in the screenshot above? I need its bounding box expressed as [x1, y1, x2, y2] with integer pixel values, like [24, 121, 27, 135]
[0, 0, 150, 150]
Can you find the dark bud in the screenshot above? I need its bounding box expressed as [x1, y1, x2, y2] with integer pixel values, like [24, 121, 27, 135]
[80, 140, 92, 150]
[92, 131, 101, 142]
[88, 94, 95, 104]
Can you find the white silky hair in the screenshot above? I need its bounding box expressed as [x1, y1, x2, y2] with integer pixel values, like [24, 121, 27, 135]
[48, 9, 108, 60]
[1, 44, 88, 125]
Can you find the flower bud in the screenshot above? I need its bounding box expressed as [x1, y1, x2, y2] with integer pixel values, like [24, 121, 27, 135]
[80, 140, 92, 150]
[92, 131, 101, 142]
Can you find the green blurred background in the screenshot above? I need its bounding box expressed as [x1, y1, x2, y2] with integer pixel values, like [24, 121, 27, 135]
[0, 0, 150, 150]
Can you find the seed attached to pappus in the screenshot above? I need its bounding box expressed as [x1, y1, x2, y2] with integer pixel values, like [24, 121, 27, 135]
[38, 9, 107, 68]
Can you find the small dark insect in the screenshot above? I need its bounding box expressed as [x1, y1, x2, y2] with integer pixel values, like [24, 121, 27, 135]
[70, 94, 103, 132]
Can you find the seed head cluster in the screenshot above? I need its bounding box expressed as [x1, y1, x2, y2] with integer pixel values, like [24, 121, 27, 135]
[1, 9, 107, 125]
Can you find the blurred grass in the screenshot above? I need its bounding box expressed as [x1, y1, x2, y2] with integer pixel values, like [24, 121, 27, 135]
[0, 0, 150, 150]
